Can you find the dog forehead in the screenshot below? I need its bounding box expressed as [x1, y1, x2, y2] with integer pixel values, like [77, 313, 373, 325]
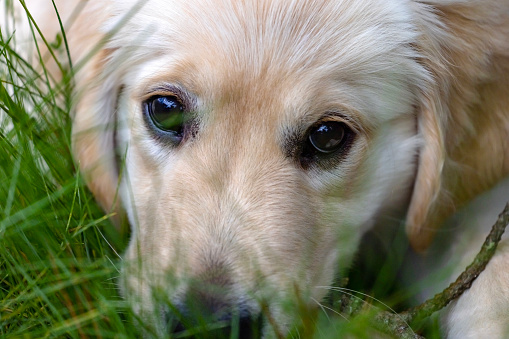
[116, 0, 425, 126]
[111, 0, 419, 75]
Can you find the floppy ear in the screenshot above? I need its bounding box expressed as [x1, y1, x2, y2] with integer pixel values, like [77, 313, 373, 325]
[405, 89, 447, 252]
[67, 2, 129, 226]
[72, 48, 124, 223]
[406, 0, 509, 251]
[70, 1, 155, 229]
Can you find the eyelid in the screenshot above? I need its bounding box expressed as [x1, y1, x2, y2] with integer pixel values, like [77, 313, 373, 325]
[318, 112, 361, 135]
[140, 84, 193, 109]
[141, 91, 179, 100]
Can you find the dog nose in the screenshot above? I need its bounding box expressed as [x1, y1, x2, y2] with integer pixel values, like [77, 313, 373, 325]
[170, 309, 262, 339]
[167, 283, 263, 338]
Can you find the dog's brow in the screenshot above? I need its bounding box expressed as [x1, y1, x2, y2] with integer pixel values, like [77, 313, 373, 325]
[140, 84, 198, 110]
[142, 84, 186, 99]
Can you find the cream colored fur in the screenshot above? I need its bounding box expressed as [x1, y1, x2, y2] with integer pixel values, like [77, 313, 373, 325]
[5, 0, 509, 337]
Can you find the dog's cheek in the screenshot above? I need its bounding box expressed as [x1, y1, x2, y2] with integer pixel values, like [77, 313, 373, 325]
[308, 116, 419, 286]
[118, 241, 166, 335]
[116, 134, 188, 329]
[316, 199, 366, 277]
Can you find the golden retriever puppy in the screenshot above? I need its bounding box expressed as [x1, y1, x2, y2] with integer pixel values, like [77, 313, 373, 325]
[7, 0, 509, 337]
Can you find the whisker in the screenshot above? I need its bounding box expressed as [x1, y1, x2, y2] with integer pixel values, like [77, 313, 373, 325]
[105, 255, 121, 273]
[104, 275, 120, 282]
[316, 286, 415, 335]
[319, 286, 398, 315]
[311, 297, 349, 322]
[100, 230, 123, 260]
[311, 297, 331, 322]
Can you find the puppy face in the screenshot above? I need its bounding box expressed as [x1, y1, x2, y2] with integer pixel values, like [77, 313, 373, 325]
[75, 0, 429, 334]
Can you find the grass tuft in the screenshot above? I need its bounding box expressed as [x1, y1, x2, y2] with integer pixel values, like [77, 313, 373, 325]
[0, 4, 133, 338]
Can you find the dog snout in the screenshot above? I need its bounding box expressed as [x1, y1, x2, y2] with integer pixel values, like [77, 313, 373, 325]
[166, 281, 262, 338]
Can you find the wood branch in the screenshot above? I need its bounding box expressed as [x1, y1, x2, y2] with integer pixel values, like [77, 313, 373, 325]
[338, 293, 424, 339]
[401, 203, 509, 322]
[338, 203, 509, 338]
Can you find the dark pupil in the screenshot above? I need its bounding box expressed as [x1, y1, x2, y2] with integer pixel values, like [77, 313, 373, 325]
[309, 121, 345, 153]
[150, 96, 184, 132]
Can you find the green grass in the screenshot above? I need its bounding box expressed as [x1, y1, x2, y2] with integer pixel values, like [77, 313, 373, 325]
[0, 3, 444, 338]
[0, 4, 137, 337]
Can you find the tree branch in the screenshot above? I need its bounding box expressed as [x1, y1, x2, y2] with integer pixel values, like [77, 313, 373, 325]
[339, 203, 509, 338]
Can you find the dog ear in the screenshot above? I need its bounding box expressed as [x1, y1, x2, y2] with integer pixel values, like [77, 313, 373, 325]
[406, 1, 509, 251]
[405, 87, 448, 252]
[69, 2, 129, 227]
[72, 47, 124, 225]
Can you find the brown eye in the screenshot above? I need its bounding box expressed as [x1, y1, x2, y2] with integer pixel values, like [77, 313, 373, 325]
[145, 95, 185, 143]
[148, 96, 184, 131]
[308, 121, 346, 153]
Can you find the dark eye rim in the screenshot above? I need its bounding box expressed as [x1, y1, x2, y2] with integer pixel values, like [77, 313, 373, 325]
[142, 93, 188, 144]
[308, 120, 348, 154]
[299, 119, 356, 169]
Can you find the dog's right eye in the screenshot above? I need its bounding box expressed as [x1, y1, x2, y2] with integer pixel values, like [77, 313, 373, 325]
[308, 121, 346, 153]
[144, 95, 185, 143]
[298, 120, 355, 169]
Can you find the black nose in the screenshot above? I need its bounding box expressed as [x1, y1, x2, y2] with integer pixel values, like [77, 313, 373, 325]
[169, 310, 262, 339]
[165, 284, 263, 338]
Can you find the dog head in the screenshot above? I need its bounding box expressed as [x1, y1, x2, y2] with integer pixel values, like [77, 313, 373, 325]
[71, 0, 508, 335]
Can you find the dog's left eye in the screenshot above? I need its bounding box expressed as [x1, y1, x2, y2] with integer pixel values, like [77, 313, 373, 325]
[308, 121, 348, 153]
[298, 120, 354, 169]
[144, 95, 185, 143]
